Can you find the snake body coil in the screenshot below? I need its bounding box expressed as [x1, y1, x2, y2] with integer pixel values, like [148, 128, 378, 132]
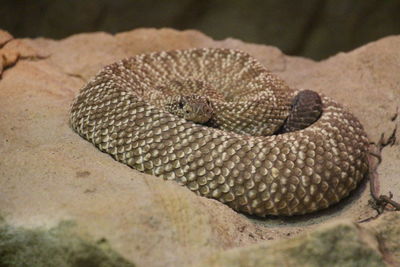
[70, 48, 369, 216]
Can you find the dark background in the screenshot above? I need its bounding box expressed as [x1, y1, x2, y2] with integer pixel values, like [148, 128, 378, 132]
[1, 0, 400, 60]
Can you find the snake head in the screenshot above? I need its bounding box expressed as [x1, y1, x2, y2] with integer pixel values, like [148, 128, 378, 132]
[165, 94, 213, 124]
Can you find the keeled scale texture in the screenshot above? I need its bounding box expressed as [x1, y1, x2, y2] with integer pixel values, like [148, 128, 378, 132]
[70, 48, 369, 216]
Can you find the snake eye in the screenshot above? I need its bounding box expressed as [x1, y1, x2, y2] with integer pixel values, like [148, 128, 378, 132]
[184, 105, 192, 114]
[178, 101, 185, 109]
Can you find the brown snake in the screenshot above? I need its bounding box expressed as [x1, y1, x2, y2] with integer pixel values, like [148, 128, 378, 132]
[70, 48, 369, 216]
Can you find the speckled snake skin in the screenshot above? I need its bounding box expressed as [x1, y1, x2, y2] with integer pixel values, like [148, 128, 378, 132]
[70, 48, 369, 216]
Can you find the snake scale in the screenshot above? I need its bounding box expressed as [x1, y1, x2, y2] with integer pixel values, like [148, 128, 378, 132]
[70, 48, 369, 216]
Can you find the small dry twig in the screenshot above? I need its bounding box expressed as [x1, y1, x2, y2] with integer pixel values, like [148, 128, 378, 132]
[359, 124, 399, 223]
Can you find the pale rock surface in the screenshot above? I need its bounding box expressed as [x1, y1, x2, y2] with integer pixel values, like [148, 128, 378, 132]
[0, 28, 399, 266]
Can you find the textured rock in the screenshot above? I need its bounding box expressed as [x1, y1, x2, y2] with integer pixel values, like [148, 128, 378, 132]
[0, 28, 399, 266]
[200, 212, 400, 267]
[0, 220, 134, 267]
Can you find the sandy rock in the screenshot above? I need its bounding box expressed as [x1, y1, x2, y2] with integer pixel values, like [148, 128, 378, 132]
[0, 30, 13, 46]
[0, 30, 48, 77]
[0, 28, 399, 266]
[200, 212, 400, 267]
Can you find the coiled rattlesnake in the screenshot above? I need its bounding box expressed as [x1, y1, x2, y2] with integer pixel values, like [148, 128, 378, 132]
[70, 48, 369, 216]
